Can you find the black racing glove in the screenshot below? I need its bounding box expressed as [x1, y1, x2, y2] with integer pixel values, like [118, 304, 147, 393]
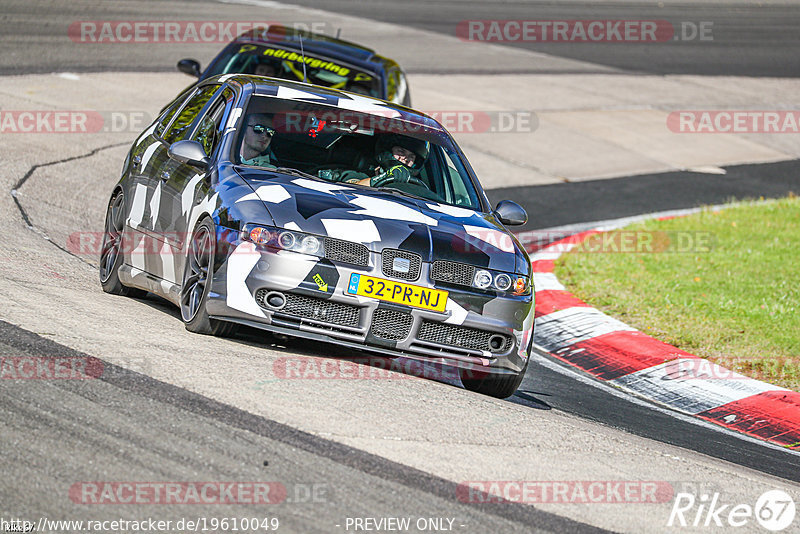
[370, 164, 411, 188]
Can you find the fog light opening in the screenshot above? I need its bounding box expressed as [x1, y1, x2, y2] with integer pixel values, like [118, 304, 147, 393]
[265, 291, 286, 310]
[489, 335, 506, 352]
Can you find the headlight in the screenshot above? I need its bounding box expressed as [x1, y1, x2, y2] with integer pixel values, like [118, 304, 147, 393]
[473, 270, 493, 289]
[494, 273, 512, 291]
[469, 267, 530, 295]
[242, 224, 326, 258]
[278, 231, 296, 249]
[300, 235, 321, 254]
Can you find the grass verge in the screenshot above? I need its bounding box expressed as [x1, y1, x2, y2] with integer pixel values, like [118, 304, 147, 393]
[555, 196, 800, 391]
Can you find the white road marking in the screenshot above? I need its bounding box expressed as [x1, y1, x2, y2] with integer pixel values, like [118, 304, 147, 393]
[532, 272, 564, 291]
[534, 307, 636, 352]
[612, 358, 786, 415]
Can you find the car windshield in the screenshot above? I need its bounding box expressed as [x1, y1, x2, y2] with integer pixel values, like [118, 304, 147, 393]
[234, 95, 484, 211]
[205, 43, 380, 98]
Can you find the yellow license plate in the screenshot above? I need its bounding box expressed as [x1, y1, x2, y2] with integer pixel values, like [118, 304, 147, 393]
[346, 274, 447, 312]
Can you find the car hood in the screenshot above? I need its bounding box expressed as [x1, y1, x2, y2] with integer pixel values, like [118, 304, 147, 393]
[236, 170, 528, 274]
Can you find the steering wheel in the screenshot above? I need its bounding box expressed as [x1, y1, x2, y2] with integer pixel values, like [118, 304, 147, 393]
[374, 175, 429, 189]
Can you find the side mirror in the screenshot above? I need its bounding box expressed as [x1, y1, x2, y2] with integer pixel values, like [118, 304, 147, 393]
[168, 140, 210, 170]
[177, 59, 201, 78]
[494, 200, 528, 226]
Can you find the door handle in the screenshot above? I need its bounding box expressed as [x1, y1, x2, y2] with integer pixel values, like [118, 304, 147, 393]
[160, 170, 170, 182]
[132, 154, 142, 168]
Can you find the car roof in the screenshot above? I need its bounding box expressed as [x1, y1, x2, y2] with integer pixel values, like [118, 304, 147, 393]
[211, 74, 442, 132]
[232, 25, 398, 75]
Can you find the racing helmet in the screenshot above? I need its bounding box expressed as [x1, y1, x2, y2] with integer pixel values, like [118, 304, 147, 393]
[374, 134, 428, 173]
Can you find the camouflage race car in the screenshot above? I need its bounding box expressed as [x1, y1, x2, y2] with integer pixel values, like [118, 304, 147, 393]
[178, 24, 411, 106]
[99, 75, 533, 398]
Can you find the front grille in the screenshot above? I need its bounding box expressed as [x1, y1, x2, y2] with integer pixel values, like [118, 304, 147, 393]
[431, 260, 475, 286]
[256, 290, 360, 327]
[418, 321, 512, 353]
[324, 238, 369, 266]
[370, 308, 413, 340]
[381, 249, 421, 281]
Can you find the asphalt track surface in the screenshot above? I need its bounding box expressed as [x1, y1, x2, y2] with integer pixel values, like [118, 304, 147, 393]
[285, 0, 800, 77]
[3, 0, 800, 531]
[489, 159, 800, 232]
[515, 351, 800, 484]
[2, 0, 800, 77]
[0, 320, 598, 533]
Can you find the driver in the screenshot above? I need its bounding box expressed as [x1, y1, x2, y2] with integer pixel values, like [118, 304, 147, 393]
[253, 62, 277, 77]
[240, 113, 278, 169]
[321, 134, 428, 187]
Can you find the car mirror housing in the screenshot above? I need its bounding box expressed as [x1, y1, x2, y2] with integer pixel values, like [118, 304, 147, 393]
[168, 140, 210, 170]
[494, 200, 528, 226]
[177, 58, 201, 78]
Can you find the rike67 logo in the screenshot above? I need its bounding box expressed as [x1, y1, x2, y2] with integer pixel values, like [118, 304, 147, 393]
[668, 490, 796, 531]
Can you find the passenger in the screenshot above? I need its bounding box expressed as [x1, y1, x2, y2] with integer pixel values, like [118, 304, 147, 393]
[346, 81, 373, 96]
[254, 62, 278, 77]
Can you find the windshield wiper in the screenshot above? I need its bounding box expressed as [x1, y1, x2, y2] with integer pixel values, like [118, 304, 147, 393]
[376, 187, 430, 202]
[274, 167, 318, 180]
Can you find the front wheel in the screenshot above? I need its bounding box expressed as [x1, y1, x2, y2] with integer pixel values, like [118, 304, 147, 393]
[99, 191, 146, 298]
[180, 218, 237, 337]
[459, 358, 529, 399]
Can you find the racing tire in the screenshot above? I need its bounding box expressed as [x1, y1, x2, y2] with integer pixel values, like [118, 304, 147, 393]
[459, 358, 529, 399]
[99, 191, 146, 298]
[180, 218, 237, 337]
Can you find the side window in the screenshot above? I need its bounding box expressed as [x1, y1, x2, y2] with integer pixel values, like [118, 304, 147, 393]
[154, 87, 194, 136]
[440, 147, 479, 208]
[397, 71, 409, 106]
[191, 88, 235, 157]
[163, 85, 219, 144]
[386, 68, 400, 103]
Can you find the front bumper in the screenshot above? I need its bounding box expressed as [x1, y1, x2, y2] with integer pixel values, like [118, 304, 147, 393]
[206, 242, 534, 374]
